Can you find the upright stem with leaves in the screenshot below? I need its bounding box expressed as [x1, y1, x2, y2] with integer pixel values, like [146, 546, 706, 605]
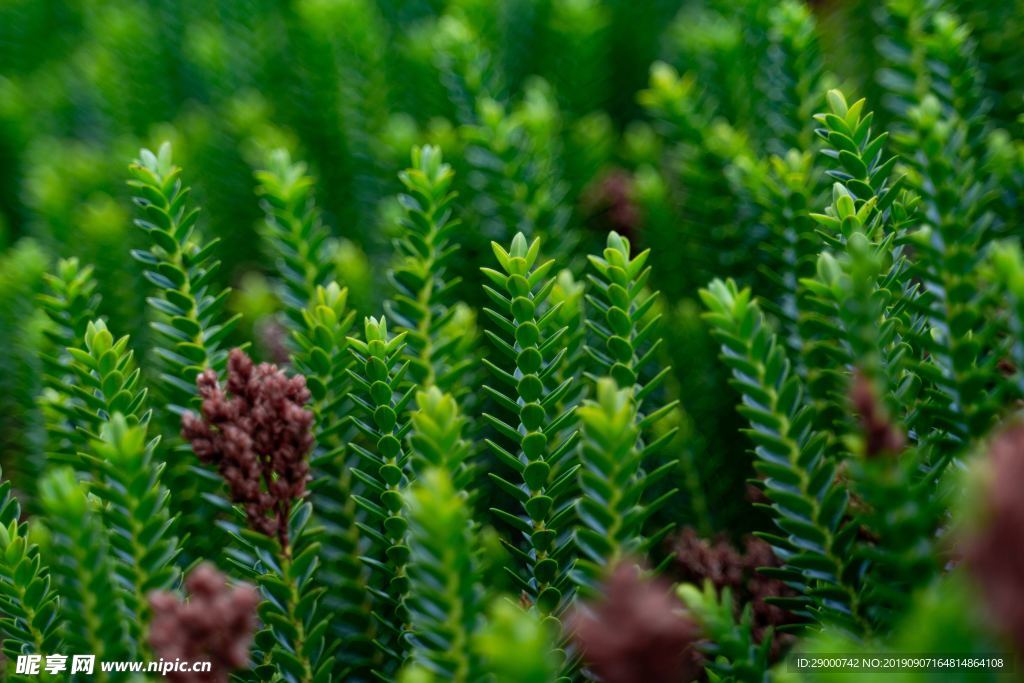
[481, 234, 580, 627]
[127, 143, 239, 558]
[701, 279, 864, 634]
[347, 317, 415, 677]
[388, 145, 471, 393]
[0, 470, 62, 672]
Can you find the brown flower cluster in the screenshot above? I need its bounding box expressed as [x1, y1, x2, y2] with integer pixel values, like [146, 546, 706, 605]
[671, 527, 798, 658]
[850, 370, 905, 458]
[569, 562, 703, 683]
[583, 170, 641, 239]
[149, 563, 260, 683]
[966, 423, 1024, 655]
[182, 348, 314, 550]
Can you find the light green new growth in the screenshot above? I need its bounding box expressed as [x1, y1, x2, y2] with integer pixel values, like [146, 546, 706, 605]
[574, 379, 676, 590]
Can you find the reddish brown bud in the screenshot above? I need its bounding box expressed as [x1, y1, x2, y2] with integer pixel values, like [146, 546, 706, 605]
[672, 527, 743, 589]
[582, 169, 641, 240]
[148, 563, 259, 683]
[851, 370, 905, 458]
[671, 528, 798, 659]
[181, 348, 314, 550]
[568, 562, 702, 683]
[966, 423, 1024, 655]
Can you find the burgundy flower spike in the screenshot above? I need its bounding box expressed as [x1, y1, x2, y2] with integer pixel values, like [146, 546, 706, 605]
[182, 348, 314, 550]
[149, 563, 260, 683]
[569, 562, 703, 683]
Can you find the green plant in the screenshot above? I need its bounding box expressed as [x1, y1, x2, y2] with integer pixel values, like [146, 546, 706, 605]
[1, 2, 1023, 681]
[574, 379, 675, 589]
[347, 315, 415, 678]
[230, 503, 335, 683]
[255, 149, 336, 333]
[39, 467, 127, 668]
[701, 279, 863, 632]
[404, 468, 482, 681]
[95, 414, 180, 635]
[678, 581, 772, 682]
[0, 469, 62, 668]
[127, 143, 240, 561]
[387, 145, 472, 393]
[481, 233, 578, 619]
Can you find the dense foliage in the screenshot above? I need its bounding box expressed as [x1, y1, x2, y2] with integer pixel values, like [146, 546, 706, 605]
[1, 0, 1023, 681]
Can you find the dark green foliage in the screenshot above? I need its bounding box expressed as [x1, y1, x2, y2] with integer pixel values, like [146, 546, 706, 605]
[58, 320, 150, 459]
[0, 469, 62, 665]
[37, 258, 103, 465]
[291, 0, 392, 228]
[803, 225, 933, 626]
[39, 467, 128, 667]
[544, 0, 611, 118]
[434, 22, 574, 265]
[229, 503, 335, 683]
[585, 231, 675, 420]
[742, 150, 823, 370]
[481, 233, 579, 617]
[813, 90, 904, 217]
[950, 0, 1024, 134]
[701, 279, 863, 633]
[404, 468, 482, 682]
[127, 143, 239, 414]
[37, 258, 101, 392]
[659, 2, 766, 134]
[639, 63, 760, 290]
[88, 415, 180, 652]
[874, 0, 989, 140]
[0, 241, 48, 502]
[659, 301, 751, 535]
[845, 443, 943, 628]
[696, 68, 1020, 675]
[799, 192, 912, 431]
[292, 282, 374, 678]
[897, 95, 1008, 445]
[678, 581, 772, 682]
[758, 0, 827, 155]
[812, 87, 1006, 454]
[258, 152, 374, 677]
[463, 92, 572, 257]
[803, 91, 917, 440]
[432, 14, 504, 126]
[1, 2, 1023, 681]
[874, 3, 1013, 384]
[255, 149, 335, 332]
[388, 146, 471, 393]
